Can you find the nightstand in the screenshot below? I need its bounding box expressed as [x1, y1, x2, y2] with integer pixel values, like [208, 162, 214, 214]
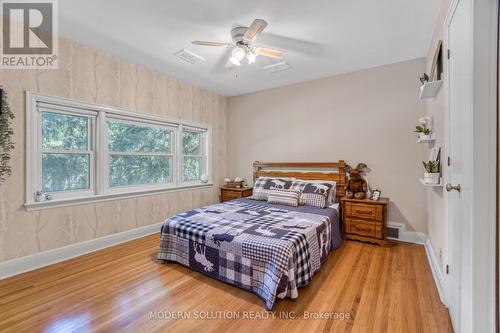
[340, 197, 389, 246]
[220, 187, 253, 202]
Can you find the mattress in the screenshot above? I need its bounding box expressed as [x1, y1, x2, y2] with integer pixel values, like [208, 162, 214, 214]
[157, 198, 342, 309]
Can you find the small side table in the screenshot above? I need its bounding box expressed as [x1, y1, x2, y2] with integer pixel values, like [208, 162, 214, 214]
[340, 197, 389, 246]
[220, 187, 253, 203]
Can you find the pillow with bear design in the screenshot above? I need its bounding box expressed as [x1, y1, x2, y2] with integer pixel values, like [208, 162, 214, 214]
[251, 177, 293, 201]
[290, 181, 334, 208]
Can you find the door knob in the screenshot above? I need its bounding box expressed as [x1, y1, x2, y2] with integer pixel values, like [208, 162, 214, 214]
[446, 183, 461, 192]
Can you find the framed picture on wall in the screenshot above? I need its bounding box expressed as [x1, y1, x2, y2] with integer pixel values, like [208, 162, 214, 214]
[430, 40, 443, 81]
[429, 147, 441, 162]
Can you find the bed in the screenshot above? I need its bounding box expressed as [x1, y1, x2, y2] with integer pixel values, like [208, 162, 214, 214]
[157, 161, 346, 309]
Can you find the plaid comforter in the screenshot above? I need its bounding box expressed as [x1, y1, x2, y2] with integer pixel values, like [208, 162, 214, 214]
[158, 198, 341, 309]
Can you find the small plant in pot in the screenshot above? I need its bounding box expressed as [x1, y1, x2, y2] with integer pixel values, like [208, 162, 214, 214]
[419, 73, 430, 85]
[422, 160, 440, 184]
[415, 116, 433, 140]
[415, 124, 432, 139]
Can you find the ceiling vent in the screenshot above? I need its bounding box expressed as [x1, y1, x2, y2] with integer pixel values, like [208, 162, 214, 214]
[174, 49, 205, 64]
[262, 61, 292, 74]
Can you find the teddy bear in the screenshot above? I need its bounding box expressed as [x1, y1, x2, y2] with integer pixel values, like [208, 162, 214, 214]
[345, 164, 368, 199]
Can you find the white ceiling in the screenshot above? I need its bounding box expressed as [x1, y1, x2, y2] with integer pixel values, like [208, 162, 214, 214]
[59, 0, 441, 97]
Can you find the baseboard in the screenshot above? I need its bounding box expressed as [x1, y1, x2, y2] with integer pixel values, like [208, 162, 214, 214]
[423, 237, 446, 305]
[0, 222, 163, 280]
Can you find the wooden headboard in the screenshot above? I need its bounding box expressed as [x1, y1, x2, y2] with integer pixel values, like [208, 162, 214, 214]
[253, 160, 347, 198]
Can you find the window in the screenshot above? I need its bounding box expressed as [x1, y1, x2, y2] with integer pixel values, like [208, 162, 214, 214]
[26, 92, 211, 208]
[107, 120, 174, 187]
[42, 112, 94, 193]
[182, 129, 205, 182]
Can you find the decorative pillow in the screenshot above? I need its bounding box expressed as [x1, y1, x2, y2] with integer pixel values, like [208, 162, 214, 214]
[267, 189, 301, 207]
[305, 180, 337, 204]
[251, 177, 293, 201]
[290, 181, 334, 208]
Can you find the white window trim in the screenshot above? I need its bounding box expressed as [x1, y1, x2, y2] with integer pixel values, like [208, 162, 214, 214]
[25, 91, 213, 211]
[105, 117, 177, 194]
[38, 110, 97, 201]
[180, 126, 209, 186]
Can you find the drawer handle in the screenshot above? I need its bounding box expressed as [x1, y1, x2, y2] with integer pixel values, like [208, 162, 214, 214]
[354, 209, 373, 214]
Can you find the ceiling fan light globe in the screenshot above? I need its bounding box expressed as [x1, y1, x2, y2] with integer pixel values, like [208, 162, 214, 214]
[231, 47, 246, 61]
[247, 52, 256, 64]
[229, 56, 241, 66]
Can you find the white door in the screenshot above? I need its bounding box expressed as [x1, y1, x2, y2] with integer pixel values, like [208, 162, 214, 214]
[445, 0, 471, 332]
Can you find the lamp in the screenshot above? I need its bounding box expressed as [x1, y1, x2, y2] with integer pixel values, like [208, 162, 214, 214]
[246, 51, 256, 64]
[229, 46, 245, 66]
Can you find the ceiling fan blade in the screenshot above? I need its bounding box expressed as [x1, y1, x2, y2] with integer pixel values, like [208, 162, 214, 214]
[244, 19, 267, 42]
[256, 47, 284, 59]
[192, 41, 232, 47]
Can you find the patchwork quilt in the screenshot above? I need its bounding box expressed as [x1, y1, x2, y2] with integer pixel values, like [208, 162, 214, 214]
[157, 198, 341, 309]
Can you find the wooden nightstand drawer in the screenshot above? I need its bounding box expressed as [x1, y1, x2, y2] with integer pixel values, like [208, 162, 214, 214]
[222, 191, 241, 201]
[220, 187, 253, 203]
[345, 202, 383, 221]
[345, 218, 382, 238]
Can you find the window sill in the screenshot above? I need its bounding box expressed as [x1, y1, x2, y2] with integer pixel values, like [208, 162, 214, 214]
[25, 183, 213, 211]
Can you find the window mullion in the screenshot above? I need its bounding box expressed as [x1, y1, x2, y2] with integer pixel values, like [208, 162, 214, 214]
[41, 149, 93, 154]
[96, 112, 107, 195]
[177, 125, 183, 186]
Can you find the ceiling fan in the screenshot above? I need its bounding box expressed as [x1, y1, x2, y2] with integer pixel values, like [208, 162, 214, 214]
[192, 19, 284, 67]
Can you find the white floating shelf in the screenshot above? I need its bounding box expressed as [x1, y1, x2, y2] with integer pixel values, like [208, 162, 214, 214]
[419, 80, 443, 100]
[419, 178, 443, 187]
[416, 134, 436, 144]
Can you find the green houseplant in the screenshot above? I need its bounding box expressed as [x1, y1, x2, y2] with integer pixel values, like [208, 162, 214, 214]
[415, 115, 433, 141]
[419, 73, 430, 85]
[415, 124, 431, 135]
[0, 88, 15, 184]
[422, 160, 440, 184]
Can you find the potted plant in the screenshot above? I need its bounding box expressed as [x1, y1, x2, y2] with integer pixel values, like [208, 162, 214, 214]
[415, 124, 432, 139]
[422, 160, 440, 184]
[0, 88, 15, 184]
[415, 116, 433, 140]
[419, 73, 430, 85]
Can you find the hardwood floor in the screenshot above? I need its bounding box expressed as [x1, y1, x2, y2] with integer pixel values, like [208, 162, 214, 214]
[0, 235, 452, 333]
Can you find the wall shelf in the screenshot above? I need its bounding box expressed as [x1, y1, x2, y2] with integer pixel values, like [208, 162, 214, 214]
[419, 80, 443, 100]
[416, 134, 436, 144]
[419, 178, 443, 187]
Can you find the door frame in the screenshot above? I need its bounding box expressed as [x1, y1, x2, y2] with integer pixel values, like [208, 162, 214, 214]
[443, 0, 498, 332]
[497, 1, 500, 330]
[443, 1, 473, 330]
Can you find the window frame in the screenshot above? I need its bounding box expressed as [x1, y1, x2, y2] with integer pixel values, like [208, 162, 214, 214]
[105, 117, 177, 194]
[26, 91, 213, 210]
[180, 126, 208, 185]
[37, 105, 97, 201]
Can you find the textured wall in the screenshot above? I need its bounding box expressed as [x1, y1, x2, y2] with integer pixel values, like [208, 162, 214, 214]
[227, 58, 428, 234]
[0, 38, 227, 262]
